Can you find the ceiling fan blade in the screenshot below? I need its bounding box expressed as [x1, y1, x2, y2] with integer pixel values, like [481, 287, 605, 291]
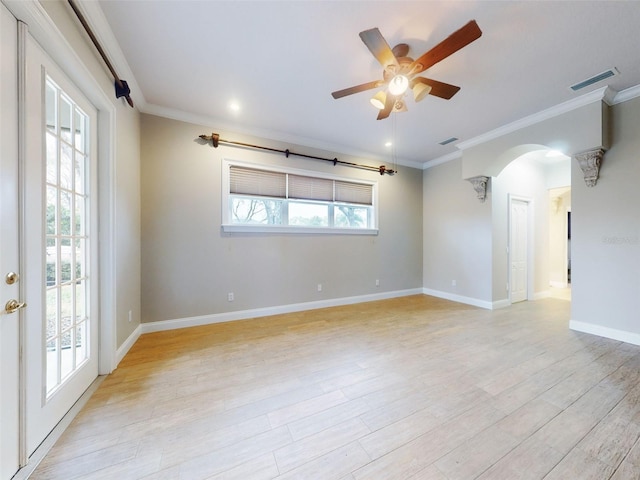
[331, 80, 383, 99]
[359, 28, 399, 69]
[409, 20, 482, 75]
[412, 77, 461, 100]
[377, 94, 395, 120]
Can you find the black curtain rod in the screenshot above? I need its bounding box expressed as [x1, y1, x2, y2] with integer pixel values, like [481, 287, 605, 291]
[199, 133, 396, 176]
[67, 0, 134, 108]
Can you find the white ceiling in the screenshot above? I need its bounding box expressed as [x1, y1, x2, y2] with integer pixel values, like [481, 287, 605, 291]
[92, 0, 640, 168]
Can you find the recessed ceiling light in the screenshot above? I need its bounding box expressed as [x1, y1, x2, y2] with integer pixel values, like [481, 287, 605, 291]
[228, 101, 241, 113]
[385, 141, 393, 147]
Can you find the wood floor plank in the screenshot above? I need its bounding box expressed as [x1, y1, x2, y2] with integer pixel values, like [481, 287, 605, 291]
[28, 294, 640, 480]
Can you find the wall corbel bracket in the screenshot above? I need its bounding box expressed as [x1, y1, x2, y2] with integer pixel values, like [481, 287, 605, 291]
[466, 176, 490, 202]
[574, 148, 605, 187]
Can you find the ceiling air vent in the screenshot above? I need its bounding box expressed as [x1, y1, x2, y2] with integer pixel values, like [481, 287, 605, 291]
[570, 68, 618, 91]
[439, 137, 458, 146]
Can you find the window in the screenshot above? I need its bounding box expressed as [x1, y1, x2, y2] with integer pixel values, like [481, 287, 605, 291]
[222, 161, 378, 234]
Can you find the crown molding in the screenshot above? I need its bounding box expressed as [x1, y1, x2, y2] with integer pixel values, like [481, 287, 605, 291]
[422, 150, 462, 170]
[456, 86, 615, 152]
[144, 102, 423, 171]
[612, 84, 640, 105]
[34, 1, 640, 173]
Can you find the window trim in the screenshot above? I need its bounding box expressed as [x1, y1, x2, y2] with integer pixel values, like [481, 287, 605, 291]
[221, 160, 379, 235]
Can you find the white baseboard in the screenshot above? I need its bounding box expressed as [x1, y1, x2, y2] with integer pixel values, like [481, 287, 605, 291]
[421, 288, 498, 310]
[550, 281, 568, 289]
[141, 288, 424, 334]
[570, 320, 640, 346]
[492, 299, 511, 309]
[532, 290, 551, 300]
[115, 324, 141, 366]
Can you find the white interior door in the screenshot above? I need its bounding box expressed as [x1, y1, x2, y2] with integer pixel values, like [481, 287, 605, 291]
[510, 198, 529, 303]
[0, 4, 21, 478]
[23, 32, 99, 456]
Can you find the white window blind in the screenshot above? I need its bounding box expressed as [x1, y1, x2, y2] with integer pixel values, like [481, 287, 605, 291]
[335, 180, 373, 205]
[288, 174, 333, 201]
[224, 161, 378, 234]
[229, 166, 286, 198]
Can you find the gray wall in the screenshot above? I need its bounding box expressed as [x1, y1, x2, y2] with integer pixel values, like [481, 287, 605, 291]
[422, 158, 492, 303]
[423, 96, 640, 343]
[571, 96, 640, 339]
[140, 114, 423, 324]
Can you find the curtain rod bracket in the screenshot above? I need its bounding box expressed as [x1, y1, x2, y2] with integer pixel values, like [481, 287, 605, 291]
[68, 0, 134, 108]
[115, 80, 131, 102]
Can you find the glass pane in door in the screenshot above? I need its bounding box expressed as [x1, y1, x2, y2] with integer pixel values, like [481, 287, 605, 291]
[44, 77, 90, 397]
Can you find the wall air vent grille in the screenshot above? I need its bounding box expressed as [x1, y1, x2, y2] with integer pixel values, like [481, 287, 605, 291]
[439, 137, 459, 146]
[570, 68, 618, 91]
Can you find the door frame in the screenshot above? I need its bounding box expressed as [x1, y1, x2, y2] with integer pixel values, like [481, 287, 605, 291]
[4, 0, 117, 470]
[6, 0, 117, 376]
[508, 194, 534, 303]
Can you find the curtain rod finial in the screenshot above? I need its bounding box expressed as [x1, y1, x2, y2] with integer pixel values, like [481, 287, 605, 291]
[198, 133, 220, 147]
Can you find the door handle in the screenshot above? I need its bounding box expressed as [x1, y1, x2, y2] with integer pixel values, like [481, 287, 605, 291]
[5, 299, 26, 314]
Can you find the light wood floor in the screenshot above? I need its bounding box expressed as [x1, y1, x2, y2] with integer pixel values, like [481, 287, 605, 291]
[31, 295, 640, 479]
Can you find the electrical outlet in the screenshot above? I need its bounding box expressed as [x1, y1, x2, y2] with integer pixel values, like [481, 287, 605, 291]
[128, 310, 132, 323]
[375, 279, 380, 287]
[317, 284, 322, 292]
[228, 292, 234, 302]
[452, 280, 457, 287]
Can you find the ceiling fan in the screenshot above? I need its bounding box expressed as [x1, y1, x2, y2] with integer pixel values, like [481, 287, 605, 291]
[331, 20, 482, 120]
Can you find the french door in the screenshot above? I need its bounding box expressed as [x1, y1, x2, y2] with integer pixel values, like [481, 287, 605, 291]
[24, 30, 99, 456]
[0, 12, 99, 476]
[0, 3, 21, 478]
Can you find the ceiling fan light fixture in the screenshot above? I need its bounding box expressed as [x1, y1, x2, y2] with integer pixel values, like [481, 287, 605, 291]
[388, 74, 409, 96]
[370, 91, 387, 109]
[393, 99, 408, 113]
[412, 83, 432, 102]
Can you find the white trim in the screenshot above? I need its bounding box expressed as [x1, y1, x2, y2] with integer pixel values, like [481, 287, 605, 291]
[422, 150, 462, 170]
[141, 289, 423, 334]
[421, 288, 495, 310]
[612, 84, 640, 105]
[115, 324, 141, 366]
[98, 106, 117, 375]
[222, 224, 379, 235]
[144, 102, 422, 171]
[222, 159, 379, 234]
[532, 290, 551, 300]
[570, 320, 640, 346]
[457, 86, 614, 152]
[5, 0, 118, 374]
[492, 299, 511, 310]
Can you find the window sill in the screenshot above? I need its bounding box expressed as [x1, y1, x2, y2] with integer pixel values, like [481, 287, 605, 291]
[221, 224, 379, 235]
